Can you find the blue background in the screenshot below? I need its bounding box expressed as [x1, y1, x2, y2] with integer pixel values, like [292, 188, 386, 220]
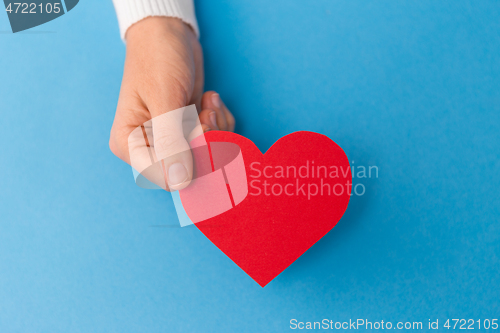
[1, 0, 499, 332]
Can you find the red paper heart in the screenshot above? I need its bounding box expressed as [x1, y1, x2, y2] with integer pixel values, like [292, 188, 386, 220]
[183, 131, 351, 286]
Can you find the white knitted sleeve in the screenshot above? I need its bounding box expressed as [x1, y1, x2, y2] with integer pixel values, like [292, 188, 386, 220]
[112, 0, 199, 40]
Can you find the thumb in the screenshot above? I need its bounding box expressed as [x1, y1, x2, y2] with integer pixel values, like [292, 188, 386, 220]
[150, 105, 196, 191]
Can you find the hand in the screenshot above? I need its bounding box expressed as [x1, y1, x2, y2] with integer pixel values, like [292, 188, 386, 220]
[109, 17, 235, 190]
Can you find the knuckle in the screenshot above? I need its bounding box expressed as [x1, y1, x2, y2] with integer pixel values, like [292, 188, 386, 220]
[224, 112, 235, 130]
[227, 113, 236, 127]
[109, 126, 130, 162]
[109, 136, 124, 160]
[154, 134, 188, 157]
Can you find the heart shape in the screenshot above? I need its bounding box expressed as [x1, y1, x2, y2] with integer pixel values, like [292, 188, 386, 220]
[181, 131, 351, 286]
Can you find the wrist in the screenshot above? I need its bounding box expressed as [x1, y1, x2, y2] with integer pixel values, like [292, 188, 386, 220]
[126, 16, 193, 45]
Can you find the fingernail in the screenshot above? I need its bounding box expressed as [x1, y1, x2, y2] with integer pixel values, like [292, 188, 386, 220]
[211, 93, 221, 109]
[168, 163, 188, 186]
[209, 111, 219, 130]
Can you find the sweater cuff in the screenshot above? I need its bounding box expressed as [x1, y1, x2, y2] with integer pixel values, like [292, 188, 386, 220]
[112, 0, 199, 40]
